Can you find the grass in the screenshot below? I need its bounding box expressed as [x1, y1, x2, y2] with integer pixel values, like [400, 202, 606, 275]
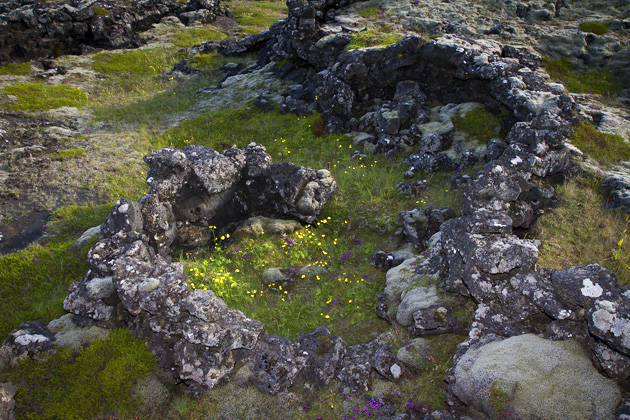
[569, 121, 630, 167]
[228, 0, 288, 34]
[579, 21, 609, 35]
[533, 177, 630, 286]
[172, 26, 228, 48]
[541, 56, 620, 96]
[49, 148, 87, 160]
[0, 203, 110, 340]
[90, 47, 182, 105]
[0, 83, 88, 111]
[2, 329, 157, 420]
[0, 62, 31, 76]
[346, 30, 402, 50]
[451, 106, 501, 144]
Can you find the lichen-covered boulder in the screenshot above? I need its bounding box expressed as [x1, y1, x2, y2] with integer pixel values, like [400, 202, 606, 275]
[0, 321, 55, 368]
[450, 334, 622, 420]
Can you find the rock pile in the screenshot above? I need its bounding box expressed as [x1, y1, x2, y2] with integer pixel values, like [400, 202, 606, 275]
[0, 143, 404, 396]
[0, 0, 228, 62]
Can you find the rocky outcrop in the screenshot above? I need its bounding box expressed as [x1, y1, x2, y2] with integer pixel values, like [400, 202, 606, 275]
[0, 0, 228, 62]
[0, 383, 16, 420]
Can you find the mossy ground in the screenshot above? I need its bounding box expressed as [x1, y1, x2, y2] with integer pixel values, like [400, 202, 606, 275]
[346, 30, 403, 50]
[569, 121, 630, 167]
[579, 21, 609, 35]
[542, 56, 620, 97]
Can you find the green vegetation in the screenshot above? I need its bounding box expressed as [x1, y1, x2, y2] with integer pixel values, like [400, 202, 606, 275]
[92, 5, 110, 16]
[534, 177, 630, 286]
[541, 56, 620, 96]
[0, 62, 31, 76]
[579, 21, 609, 35]
[229, 0, 288, 34]
[49, 148, 87, 160]
[0, 83, 88, 111]
[90, 47, 181, 104]
[3, 329, 157, 420]
[358, 6, 382, 18]
[569, 121, 630, 166]
[172, 26, 228, 48]
[0, 203, 110, 339]
[346, 30, 402, 50]
[452, 107, 501, 144]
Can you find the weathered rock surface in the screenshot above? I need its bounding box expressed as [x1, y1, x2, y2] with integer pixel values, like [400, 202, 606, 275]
[450, 334, 622, 419]
[0, 382, 16, 420]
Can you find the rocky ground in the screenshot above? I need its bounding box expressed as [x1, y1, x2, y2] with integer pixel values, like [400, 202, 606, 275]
[0, 0, 629, 419]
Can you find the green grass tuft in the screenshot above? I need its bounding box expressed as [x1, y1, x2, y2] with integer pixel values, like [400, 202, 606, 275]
[570, 121, 630, 167]
[92, 5, 110, 16]
[0, 83, 88, 111]
[533, 177, 630, 286]
[172, 26, 228, 48]
[451, 107, 501, 144]
[346, 30, 402, 50]
[358, 7, 382, 18]
[0, 62, 31, 76]
[4, 329, 157, 420]
[579, 21, 609, 35]
[49, 148, 87, 160]
[541, 56, 620, 96]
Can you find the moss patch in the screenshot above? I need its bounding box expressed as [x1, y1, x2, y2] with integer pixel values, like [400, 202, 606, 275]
[579, 21, 609, 35]
[451, 107, 501, 144]
[49, 148, 87, 160]
[569, 121, 630, 166]
[0, 83, 88, 111]
[542, 57, 620, 96]
[346, 30, 402, 50]
[229, 0, 288, 34]
[358, 6, 382, 18]
[533, 177, 630, 286]
[172, 26, 228, 48]
[0, 62, 31, 76]
[4, 329, 157, 420]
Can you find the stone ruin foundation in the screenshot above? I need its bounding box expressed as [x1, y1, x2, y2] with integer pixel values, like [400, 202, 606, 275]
[1, 0, 630, 416]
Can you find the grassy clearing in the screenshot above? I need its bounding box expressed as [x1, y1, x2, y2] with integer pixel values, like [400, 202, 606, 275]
[0, 203, 110, 339]
[160, 107, 463, 341]
[228, 0, 288, 33]
[346, 30, 402, 50]
[0, 62, 31, 76]
[2, 329, 157, 420]
[0, 83, 88, 111]
[569, 121, 630, 167]
[172, 26, 228, 48]
[579, 21, 609, 35]
[541, 56, 620, 96]
[533, 177, 630, 286]
[452, 107, 501, 144]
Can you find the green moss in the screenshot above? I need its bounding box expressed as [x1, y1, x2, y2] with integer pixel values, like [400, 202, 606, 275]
[0, 83, 89, 111]
[358, 7, 382, 18]
[49, 148, 87, 160]
[579, 21, 609, 35]
[0, 203, 109, 339]
[542, 56, 620, 96]
[0, 62, 31, 76]
[570, 121, 630, 166]
[5, 329, 157, 420]
[346, 30, 402, 50]
[172, 26, 228, 48]
[452, 107, 501, 144]
[92, 5, 110, 16]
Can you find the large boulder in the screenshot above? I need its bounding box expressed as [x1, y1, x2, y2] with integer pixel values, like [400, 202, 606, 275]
[450, 334, 622, 419]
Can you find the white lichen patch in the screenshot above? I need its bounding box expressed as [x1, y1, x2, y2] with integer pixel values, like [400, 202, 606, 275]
[581, 278, 603, 298]
[14, 334, 49, 346]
